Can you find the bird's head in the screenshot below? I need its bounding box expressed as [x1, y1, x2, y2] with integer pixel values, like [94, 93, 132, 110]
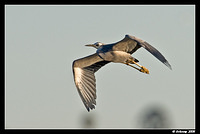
[85, 42, 104, 49]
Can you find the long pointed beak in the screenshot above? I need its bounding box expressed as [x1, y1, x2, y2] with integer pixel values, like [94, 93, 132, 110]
[85, 44, 94, 47]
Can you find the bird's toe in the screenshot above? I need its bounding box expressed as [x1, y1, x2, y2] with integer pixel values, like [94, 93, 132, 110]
[140, 66, 149, 74]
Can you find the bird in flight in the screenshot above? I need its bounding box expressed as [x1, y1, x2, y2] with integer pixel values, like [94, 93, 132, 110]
[72, 34, 171, 111]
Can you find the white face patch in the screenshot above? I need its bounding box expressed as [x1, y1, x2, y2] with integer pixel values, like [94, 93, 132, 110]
[95, 42, 102, 45]
[94, 42, 103, 48]
[98, 42, 103, 46]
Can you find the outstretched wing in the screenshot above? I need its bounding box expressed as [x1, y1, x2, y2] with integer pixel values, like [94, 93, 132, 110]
[112, 35, 172, 69]
[73, 53, 109, 111]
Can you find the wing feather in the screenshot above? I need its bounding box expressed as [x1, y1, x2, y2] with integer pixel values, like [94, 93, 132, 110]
[112, 35, 172, 69]
[112, 35, 141, 54]
[72, 53, 110, 111]
[128, 35, 172, 69]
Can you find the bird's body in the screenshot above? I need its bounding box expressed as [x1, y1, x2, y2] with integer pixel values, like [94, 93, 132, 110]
[99, 50, 132, 63]
[72, 35, 171, 111]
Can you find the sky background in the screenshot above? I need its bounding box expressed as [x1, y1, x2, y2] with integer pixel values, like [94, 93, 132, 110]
[5, 5, 195, 129]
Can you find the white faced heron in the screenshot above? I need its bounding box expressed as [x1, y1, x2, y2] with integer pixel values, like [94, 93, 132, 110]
[72, 34, 172, 111]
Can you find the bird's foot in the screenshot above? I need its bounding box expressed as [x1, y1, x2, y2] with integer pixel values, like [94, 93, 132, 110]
[139, 66, 149, 74]
[124, 62, 149, 74]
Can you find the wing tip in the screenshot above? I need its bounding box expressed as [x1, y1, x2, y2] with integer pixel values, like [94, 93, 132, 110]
[85, 104, 95, 112]
[164, 61, 172, 70]
[86, 107, 90, 112]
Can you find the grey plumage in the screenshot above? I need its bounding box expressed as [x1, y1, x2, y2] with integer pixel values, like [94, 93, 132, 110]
[73, 54, 109, 111]
[72, 34, 171, 111]
[112, 35, 171, 69]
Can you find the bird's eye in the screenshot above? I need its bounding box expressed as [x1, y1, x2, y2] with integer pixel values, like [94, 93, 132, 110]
[96, 44, 99, 46]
